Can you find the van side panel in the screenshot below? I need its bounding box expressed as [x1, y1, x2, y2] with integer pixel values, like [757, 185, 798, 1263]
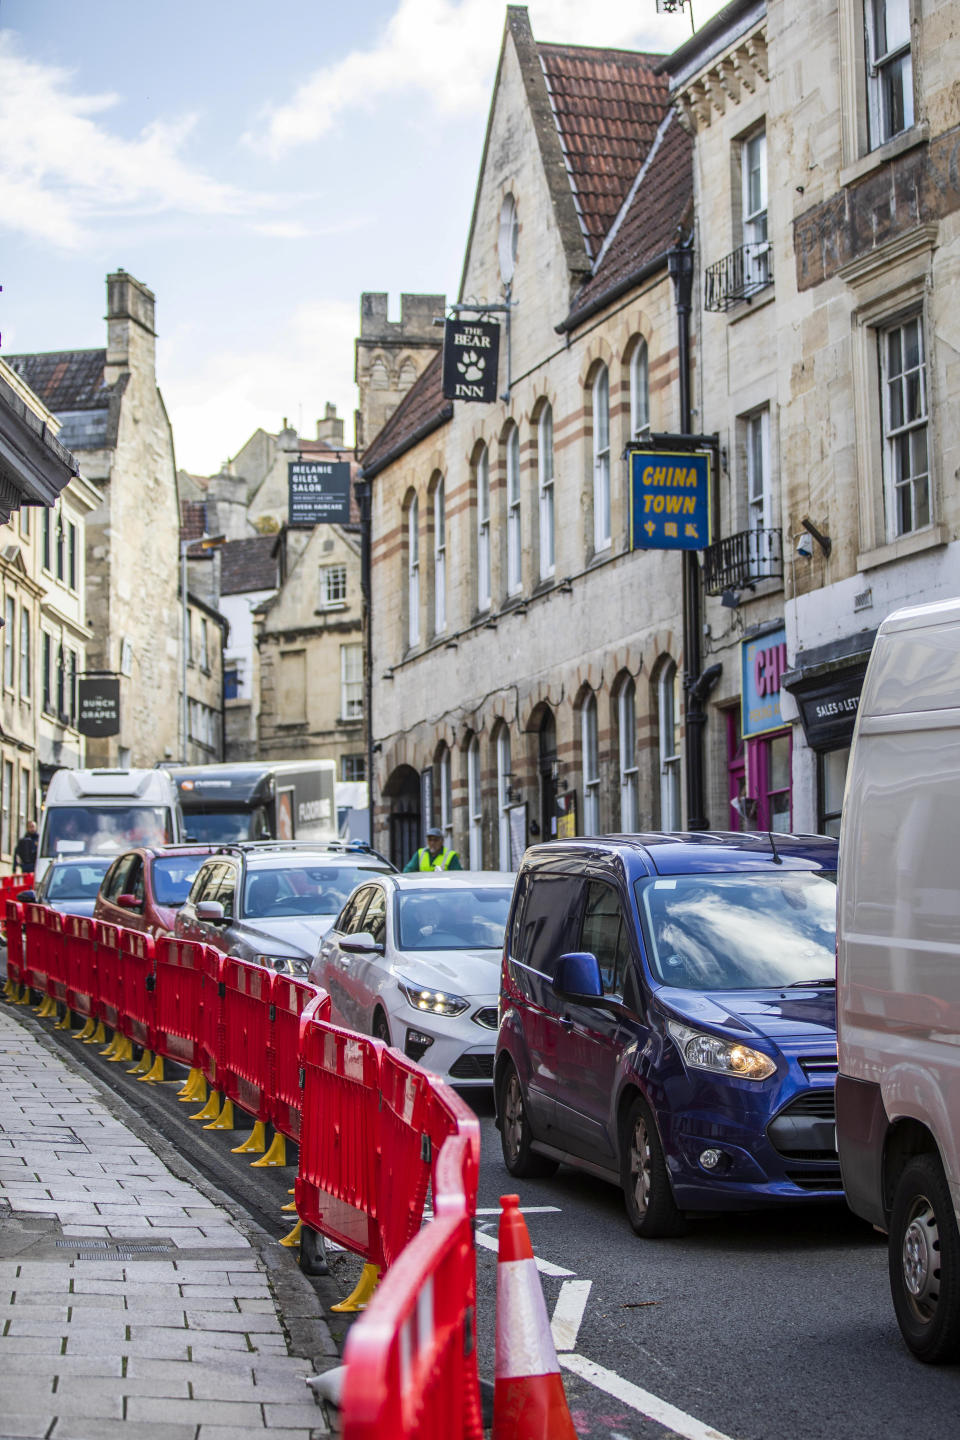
[838, 699, 960, 1221]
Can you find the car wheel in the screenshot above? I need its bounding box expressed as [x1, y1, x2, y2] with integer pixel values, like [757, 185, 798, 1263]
[889, 1153, 960, 1363]
[372, 1009, 391, 1045]
[498, 1062, 558, 1179]
[620, 1094, 685, 1238]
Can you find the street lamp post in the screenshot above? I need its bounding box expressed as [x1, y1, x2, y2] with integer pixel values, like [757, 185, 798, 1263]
[180, 534, 225, 763]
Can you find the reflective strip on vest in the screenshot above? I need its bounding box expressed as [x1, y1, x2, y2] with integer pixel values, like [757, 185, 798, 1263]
[418, 848, 455, 870]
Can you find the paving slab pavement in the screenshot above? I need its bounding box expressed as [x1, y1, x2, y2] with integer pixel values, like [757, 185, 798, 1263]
[0, 1005, 332, 1439]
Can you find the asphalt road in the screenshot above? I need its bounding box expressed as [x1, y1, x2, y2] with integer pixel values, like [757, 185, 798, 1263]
[466, 1089, 960, 1440]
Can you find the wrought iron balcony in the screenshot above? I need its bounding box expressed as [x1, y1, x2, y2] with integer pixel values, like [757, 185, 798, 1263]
[704, 242, 773, 312]
[703, 527, 783, 597]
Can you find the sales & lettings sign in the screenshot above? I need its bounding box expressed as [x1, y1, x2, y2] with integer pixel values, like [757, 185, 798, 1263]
[629, 450, 711, 551]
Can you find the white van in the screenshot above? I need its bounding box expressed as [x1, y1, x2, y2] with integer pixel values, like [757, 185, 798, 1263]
[837, 598, 960, 1363]
[36, 768, 185, 883]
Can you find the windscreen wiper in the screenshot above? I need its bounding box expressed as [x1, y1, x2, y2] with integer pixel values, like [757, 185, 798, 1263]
[787, 977, 835, 987]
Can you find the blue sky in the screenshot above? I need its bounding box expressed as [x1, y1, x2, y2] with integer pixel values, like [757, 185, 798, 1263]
[0, 0, 725, 474]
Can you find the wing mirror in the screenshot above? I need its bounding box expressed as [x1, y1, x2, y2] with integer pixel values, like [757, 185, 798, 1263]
[117, 893, 141, 911]
[553, 951, 604, 1001]
[340, 931, 385, 956]
[18, 889, 36, 903]
[196, 900, 226, 924]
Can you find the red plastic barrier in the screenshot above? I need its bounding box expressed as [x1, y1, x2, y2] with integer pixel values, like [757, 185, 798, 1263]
[197, 945, 225, 1091]
[63, 915, 98, 1018]
[119, 929, 156, 1049]
[0, 873, 34, 897]
[377, 1050, 445, 1268]
[95, 921, 125, 1033]
[340, 1132, 483, 1440]
[153, 937, 206, 1070]
[270, 974, 326, 1142]
[21, 902, 50, 995]
[5, 899, 24, 988]
[296, 997, 385, 1263]
[41, 907, 67, 1004]
[220, 958, 272, 1122]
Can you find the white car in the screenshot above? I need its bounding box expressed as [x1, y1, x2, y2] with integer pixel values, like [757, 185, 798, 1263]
[310, 872, 515, 1085]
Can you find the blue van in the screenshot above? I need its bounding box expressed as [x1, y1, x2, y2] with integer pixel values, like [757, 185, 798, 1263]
[495, 833, 840, 1236]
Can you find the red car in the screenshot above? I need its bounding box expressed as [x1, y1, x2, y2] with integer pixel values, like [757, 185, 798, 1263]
[94, 845, 217, 939]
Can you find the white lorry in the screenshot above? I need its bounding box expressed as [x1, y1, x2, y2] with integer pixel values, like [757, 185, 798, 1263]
[35, 768, 185, 883]
[837, 598, 960, 1362]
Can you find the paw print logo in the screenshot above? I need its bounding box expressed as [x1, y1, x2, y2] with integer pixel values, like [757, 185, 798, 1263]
[458, 350, 486, 382]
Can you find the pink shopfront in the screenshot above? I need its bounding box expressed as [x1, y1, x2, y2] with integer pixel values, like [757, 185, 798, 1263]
[727, 624, 792, 832]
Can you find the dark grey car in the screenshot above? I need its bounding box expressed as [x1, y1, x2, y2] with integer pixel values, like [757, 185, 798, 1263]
[174, 842, 395, 976]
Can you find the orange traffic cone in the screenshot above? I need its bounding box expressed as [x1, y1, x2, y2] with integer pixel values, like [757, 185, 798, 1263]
[493, 1194, 578, 1439]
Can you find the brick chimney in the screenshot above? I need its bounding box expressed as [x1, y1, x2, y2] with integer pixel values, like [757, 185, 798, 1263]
[316, 402, 344, 447]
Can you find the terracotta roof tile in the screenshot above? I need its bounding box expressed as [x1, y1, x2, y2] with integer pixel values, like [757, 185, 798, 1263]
[537, 43, 670, 259]
[220, 535, 280, 595]
[569, 112, 693, 322]
[4, 349, 110, 412]
[360, 353, 451, 479]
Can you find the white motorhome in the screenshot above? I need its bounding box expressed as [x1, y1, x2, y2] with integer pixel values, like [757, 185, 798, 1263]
[837, 598, 960, 1363]
[36, 769, 185, 883]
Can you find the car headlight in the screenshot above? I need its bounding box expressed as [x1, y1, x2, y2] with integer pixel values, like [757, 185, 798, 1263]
[397, 977, 469, 1017]
[667, 1019, 776, 1081]
[256, 954, 309, 977]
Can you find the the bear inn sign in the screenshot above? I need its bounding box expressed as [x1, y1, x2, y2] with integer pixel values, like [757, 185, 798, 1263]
[442, 318, 501, 403]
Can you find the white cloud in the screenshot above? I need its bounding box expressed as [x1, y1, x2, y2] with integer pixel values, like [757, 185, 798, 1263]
[248, 0, 725, 157]
[0, 35, 262, 248]
[160, 299, 359, 476]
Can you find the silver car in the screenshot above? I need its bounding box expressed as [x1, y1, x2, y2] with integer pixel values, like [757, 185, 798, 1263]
[175, 842, 395, 976]
[311, 872, 514, 1085]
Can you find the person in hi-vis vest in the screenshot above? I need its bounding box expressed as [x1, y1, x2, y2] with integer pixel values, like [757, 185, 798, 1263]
[404, 826, 462, 872]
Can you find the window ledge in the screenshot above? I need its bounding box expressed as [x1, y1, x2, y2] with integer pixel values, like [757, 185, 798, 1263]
[727, 283, 776, 324]
[839, 122, 929, 189]
[316, 601, 347, 613]
[857, 522, 948, 572]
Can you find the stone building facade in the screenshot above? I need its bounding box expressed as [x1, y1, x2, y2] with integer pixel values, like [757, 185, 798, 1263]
[667, 0, 960, 836]
[363, 7, 694, 868]
[355, 293, 445, 451]
[8, 272, 181, 768]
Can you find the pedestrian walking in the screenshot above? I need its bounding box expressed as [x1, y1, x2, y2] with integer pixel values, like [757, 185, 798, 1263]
[403, 826, 461, 872]
[13, 819, 38, 873]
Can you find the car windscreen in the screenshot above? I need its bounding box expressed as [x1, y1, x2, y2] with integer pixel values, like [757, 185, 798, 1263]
[42, 807, 173, 857]
[44, 861, 112, 900]
[396, 887, 512, 950]
[243, 864, 391, 919]
[152, 857, 206, 906]
[184, 808, 269, 843]
[635, 871, 837, 990]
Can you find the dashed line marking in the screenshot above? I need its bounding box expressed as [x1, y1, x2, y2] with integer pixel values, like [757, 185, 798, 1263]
[474, 1228, 575, 1277]
[550, 1279, 592, 1352]
[560, 1354, 739, 1440]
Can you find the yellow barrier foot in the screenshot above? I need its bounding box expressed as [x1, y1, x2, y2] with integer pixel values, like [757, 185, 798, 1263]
[231, 1120, 267, 1155]
[55, 1009, 72, 1031]
[251, 1132, 287, 1168]
[190, 1089, 221, 1121]
[35, 996, 54, 1017]
[84, 1021, 107, 1046]
[279, 1218, 302, 1248]
[139, 1054, 165, 1084]
[16, 986, 32, 1005]
[178, 1069, 206, 1104]
[2, 977, 12, 999]
[127, 1048, 151, 1076]
[204, 1097, 234, 1131]
[330, 1263, 381, 1313]
[74, 1017, 95, 1041]
[100, 1032, 120, 1058]
[281, 1199, 298, 1213]
[108, 1036, 133, 1063]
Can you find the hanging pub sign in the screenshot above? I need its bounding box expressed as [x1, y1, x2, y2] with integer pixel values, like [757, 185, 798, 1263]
[629, 450, 711, 551]
[287, 460, 352, 527]
[77, 675, 121, 738]
[441, 318, 501, 403]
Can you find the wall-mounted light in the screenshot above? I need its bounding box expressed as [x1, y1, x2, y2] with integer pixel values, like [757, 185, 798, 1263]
[721, 588, 741, 609]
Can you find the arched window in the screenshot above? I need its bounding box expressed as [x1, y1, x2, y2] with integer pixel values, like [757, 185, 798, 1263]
[407, 495, 419, 648]
[538, 405, 555, 580]
[433, 479, 446, 634]
[476, 446, 491, 612]
[659, 662, 682, 829]
[619, 678, 638, 831]
[468, 736, 483, 869]
[630, 339, 650, 440]
[592, 366, 611, 551]
[506, 425, 521, 596]
[581, 693, 600, 835]
[497, 727, 512, 869]
[439, 745, 453, 847]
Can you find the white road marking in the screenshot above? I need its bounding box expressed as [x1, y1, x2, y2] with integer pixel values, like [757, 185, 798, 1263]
[474, 1228, 575, 1277]
[425, 1205, 561, 1219]
[560, 1354, 739, 1440]
[550, 1279, 592, 1352]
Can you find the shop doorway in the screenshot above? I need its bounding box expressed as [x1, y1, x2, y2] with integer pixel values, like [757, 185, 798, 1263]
[383, 765, 421, 869]
[538, 709, 557, 840]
